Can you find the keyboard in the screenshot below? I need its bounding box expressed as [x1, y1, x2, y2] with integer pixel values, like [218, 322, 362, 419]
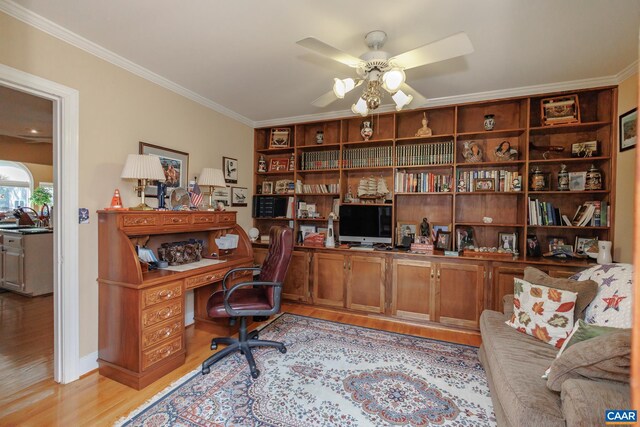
[349, 246, 375, 251]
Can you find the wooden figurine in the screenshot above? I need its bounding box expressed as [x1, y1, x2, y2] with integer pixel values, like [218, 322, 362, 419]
[415, 112, 433, 137]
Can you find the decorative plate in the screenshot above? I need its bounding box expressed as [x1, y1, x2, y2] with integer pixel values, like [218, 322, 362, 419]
[168, 188, 190, 209]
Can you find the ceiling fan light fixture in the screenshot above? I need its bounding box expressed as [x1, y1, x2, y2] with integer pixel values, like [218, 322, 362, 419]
[333, 78, 356, 99]
[382, 68, 405, 93]
[352, 97, 368, 116]
[392, 90, 413, 111]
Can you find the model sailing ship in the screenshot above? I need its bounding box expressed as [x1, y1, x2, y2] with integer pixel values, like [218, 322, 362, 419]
[357, 176, 389, 203]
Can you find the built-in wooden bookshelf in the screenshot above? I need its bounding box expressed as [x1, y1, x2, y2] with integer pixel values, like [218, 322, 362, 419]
[253, 86, 616, 261]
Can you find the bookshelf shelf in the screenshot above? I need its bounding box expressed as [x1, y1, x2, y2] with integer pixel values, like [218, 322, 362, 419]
[395, 134, 455, 143]
[456, 191, 523, 196]
[455, 160, 526, 168]
[457, 128, 526, 139]
[456, 222, 525, 227]
[528, 156, 610, 164]
[529, 121, 610, 134]
[256, 147, 295, 154]
[527, 225, 610, 230]
[528, 190, 610, 195]
[395, 192, 453, 196]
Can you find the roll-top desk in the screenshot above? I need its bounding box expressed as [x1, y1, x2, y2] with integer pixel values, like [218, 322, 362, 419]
[97, 210, 253, 389]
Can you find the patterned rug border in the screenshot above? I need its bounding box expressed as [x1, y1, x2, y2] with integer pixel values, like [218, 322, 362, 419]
[114, 312, 480, 426]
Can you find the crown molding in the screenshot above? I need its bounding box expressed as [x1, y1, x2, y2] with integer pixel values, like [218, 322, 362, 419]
[616, 60, 638, 83]
[0, 0, 254, 128]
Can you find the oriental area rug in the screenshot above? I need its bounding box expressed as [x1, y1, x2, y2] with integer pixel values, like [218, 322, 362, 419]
[117, 314, 495, 426]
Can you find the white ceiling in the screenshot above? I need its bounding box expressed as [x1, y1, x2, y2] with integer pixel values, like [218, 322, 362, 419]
[8, 0, 640, 125]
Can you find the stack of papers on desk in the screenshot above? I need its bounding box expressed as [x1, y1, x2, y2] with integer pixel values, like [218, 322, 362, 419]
[215, 234, 239, 250]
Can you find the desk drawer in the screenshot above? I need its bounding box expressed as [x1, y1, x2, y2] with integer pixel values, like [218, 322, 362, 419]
[162, 215, 190, 226]
[185, 269, 227, 290]
[142, 300, 182, 328]
[142, 281, 183, 309]
[142, 318, 183, 350]
[142, 336, 183, 370]
[122, 215, 158, 228]
[2, 235, 23, 249]
[192, 214, 217, 224]
[216, 212, 236, 225]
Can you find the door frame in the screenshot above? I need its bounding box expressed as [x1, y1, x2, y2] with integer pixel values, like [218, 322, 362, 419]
[0, 63, 80, 383]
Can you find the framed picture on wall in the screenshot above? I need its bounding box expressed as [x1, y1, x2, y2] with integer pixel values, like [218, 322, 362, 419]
[212, 185, 230, 206]
[139, 141, 189, 197]
[619, 107, 637, 152]
[231, 186, 248, 206]
[223, 157, 238, 184]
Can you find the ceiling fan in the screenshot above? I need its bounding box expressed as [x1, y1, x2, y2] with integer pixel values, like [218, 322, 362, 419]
[297, 30, 474, 116]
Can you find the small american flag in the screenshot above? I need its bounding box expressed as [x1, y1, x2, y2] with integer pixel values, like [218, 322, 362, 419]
[190, 181, 203, 208]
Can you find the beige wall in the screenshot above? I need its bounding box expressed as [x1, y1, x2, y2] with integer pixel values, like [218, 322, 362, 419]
[0, 12, 253, 357]
[0, 137, 53, 164]
[615, 73, 638, 262]
[24, 162, 53, 188]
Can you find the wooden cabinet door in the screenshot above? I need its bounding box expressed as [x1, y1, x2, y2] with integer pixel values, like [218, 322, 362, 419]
[436, 262, 485, 329]
[548, 269, 577, 279]
[346, 255, 385, 313]
[312, 253, 345, 307]
[491, 266, 525, 312]
[283, 251, 310, 302]
[3, 248, 23, 291]
[253, 247, 268, 265]
[392, 258, 434, 321]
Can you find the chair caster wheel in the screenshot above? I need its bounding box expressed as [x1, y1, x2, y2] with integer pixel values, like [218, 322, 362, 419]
[279, 346, 287, 354]
[251, 369, 260, 379]
[202, 367, 210, 375]
[210, 343, 217, 350]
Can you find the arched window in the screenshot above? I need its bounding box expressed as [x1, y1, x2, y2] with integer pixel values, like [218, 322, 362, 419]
[0, 161, 34, 213]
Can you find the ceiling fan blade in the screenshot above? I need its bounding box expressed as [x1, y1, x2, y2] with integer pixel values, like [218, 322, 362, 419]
[297, 37, 363, 68]
[400, 83, 428, 108]
[312, 90, 338, 108]
[390, 32, 474, 70]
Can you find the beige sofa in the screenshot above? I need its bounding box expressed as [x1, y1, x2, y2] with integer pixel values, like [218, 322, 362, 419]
[479, 269, 631, 426]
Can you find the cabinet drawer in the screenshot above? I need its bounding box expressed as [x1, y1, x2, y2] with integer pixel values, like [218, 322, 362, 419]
[192, 214, 217, 224]
[162, 215, 190, 225]
[142, 281, 183, 309]
[142, 336, 183, 370]
[185, 269, 227, 290]
[2, 235, 23, 249]
[216, 212, 236, 225]
[142, 318, 183, 350]
[142, 300, 182, 328]
[122, 215, 158, 228]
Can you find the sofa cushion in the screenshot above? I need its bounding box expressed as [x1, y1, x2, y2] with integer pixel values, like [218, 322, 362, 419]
[507, 278, 577, 348]
[480, 310, 564, 427]
[571, 263, 633, 328]
[561, 378, 630, 427]
[524, 267, 597, 319]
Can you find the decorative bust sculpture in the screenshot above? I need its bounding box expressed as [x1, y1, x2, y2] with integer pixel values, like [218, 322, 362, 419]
[415, 112, 432, 137]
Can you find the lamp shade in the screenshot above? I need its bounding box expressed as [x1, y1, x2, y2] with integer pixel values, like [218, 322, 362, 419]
[198, 168, 226, 187]
[121, 154, 166, 181]
[351, 97, 368, 116]
[392, 90, 413, 111]
[333, 78, 355, 99]
[382, 68, 405, 93]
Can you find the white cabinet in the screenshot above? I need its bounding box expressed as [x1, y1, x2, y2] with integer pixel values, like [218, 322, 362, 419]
[0, 231, 53, 296]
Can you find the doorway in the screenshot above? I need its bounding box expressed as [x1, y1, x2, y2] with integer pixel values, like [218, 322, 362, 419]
[0, 64, 80, 385]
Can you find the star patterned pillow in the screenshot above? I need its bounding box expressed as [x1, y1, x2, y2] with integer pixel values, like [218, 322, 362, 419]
[506, 278, 577, 348]
[571, 263, 633, 328]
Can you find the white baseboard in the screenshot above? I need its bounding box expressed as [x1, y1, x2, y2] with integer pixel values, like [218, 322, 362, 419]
[78, 351, 99, 376]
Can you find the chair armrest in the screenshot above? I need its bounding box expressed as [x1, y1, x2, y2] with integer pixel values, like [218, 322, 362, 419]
[222, 266, 262, 290]
[224, 280, 283, 317]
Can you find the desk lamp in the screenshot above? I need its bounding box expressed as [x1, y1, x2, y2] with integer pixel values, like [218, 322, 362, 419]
[121, 154, 166, 210]
[198, 168, 226, 210]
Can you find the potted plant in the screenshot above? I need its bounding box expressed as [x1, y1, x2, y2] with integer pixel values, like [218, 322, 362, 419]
[30, 186, 52, 225]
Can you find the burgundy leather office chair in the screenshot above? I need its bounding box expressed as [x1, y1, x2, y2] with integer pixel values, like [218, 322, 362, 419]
[201, 226, 293, 379]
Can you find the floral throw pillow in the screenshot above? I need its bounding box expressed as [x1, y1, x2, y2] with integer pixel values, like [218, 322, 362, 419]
[506, 278, 578, 348]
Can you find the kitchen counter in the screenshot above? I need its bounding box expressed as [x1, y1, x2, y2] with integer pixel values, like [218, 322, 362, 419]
[0, 230, 53, 296]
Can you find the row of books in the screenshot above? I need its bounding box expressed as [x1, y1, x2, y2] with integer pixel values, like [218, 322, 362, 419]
[394, 171, 452, 193]
[300, 150, 340, 170]
[456, 170, 522, 192]
[295, 180, 339, 194]
[343, 146, 393, 168]
[527, 198, 609, 227]
[395, 141, 454, 166]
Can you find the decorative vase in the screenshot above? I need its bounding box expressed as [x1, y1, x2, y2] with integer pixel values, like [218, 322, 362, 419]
[361, 121, 373, 141]
[557, 164, 569, 191]
[585, 164, 602, 190]
[257, 155, 267, 173]
[289, 153, 295, 171]
[484, 114, 495, 131]
[597, 240, 612, 264]
[530, 166, 546, 191]
[316, 130, 324, 144]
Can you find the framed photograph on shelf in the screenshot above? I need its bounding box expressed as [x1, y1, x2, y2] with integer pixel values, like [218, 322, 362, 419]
[222, 156, 238, 184]
[619, 107, 637, 152]
[268, 158, 290, 172]
[547, 236, 569, 252]
[299, 224, 317, 239]
[568, 172, 586, 191]
[139, 141, 189, 197]
[498, 232, 517, 253]
[575, 236, 598, 254]
[397, 222, 418, 245]
[430, 223, 451, 242]
[261, 181, 273, 195]
[541, 94, 580, 126]
[474, 178, 495, 192]
[571, 141, 598, 158]
[212, 185, 230, 206]
[456, 226, 477, 251]
[231, 186, 248, 206]
[270, 128, 291, 148]
[435, 231, 452, 250]
[526, 235, 542, 257]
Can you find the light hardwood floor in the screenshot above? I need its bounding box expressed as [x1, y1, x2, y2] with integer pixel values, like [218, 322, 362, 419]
[0, 299, 480, 426]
